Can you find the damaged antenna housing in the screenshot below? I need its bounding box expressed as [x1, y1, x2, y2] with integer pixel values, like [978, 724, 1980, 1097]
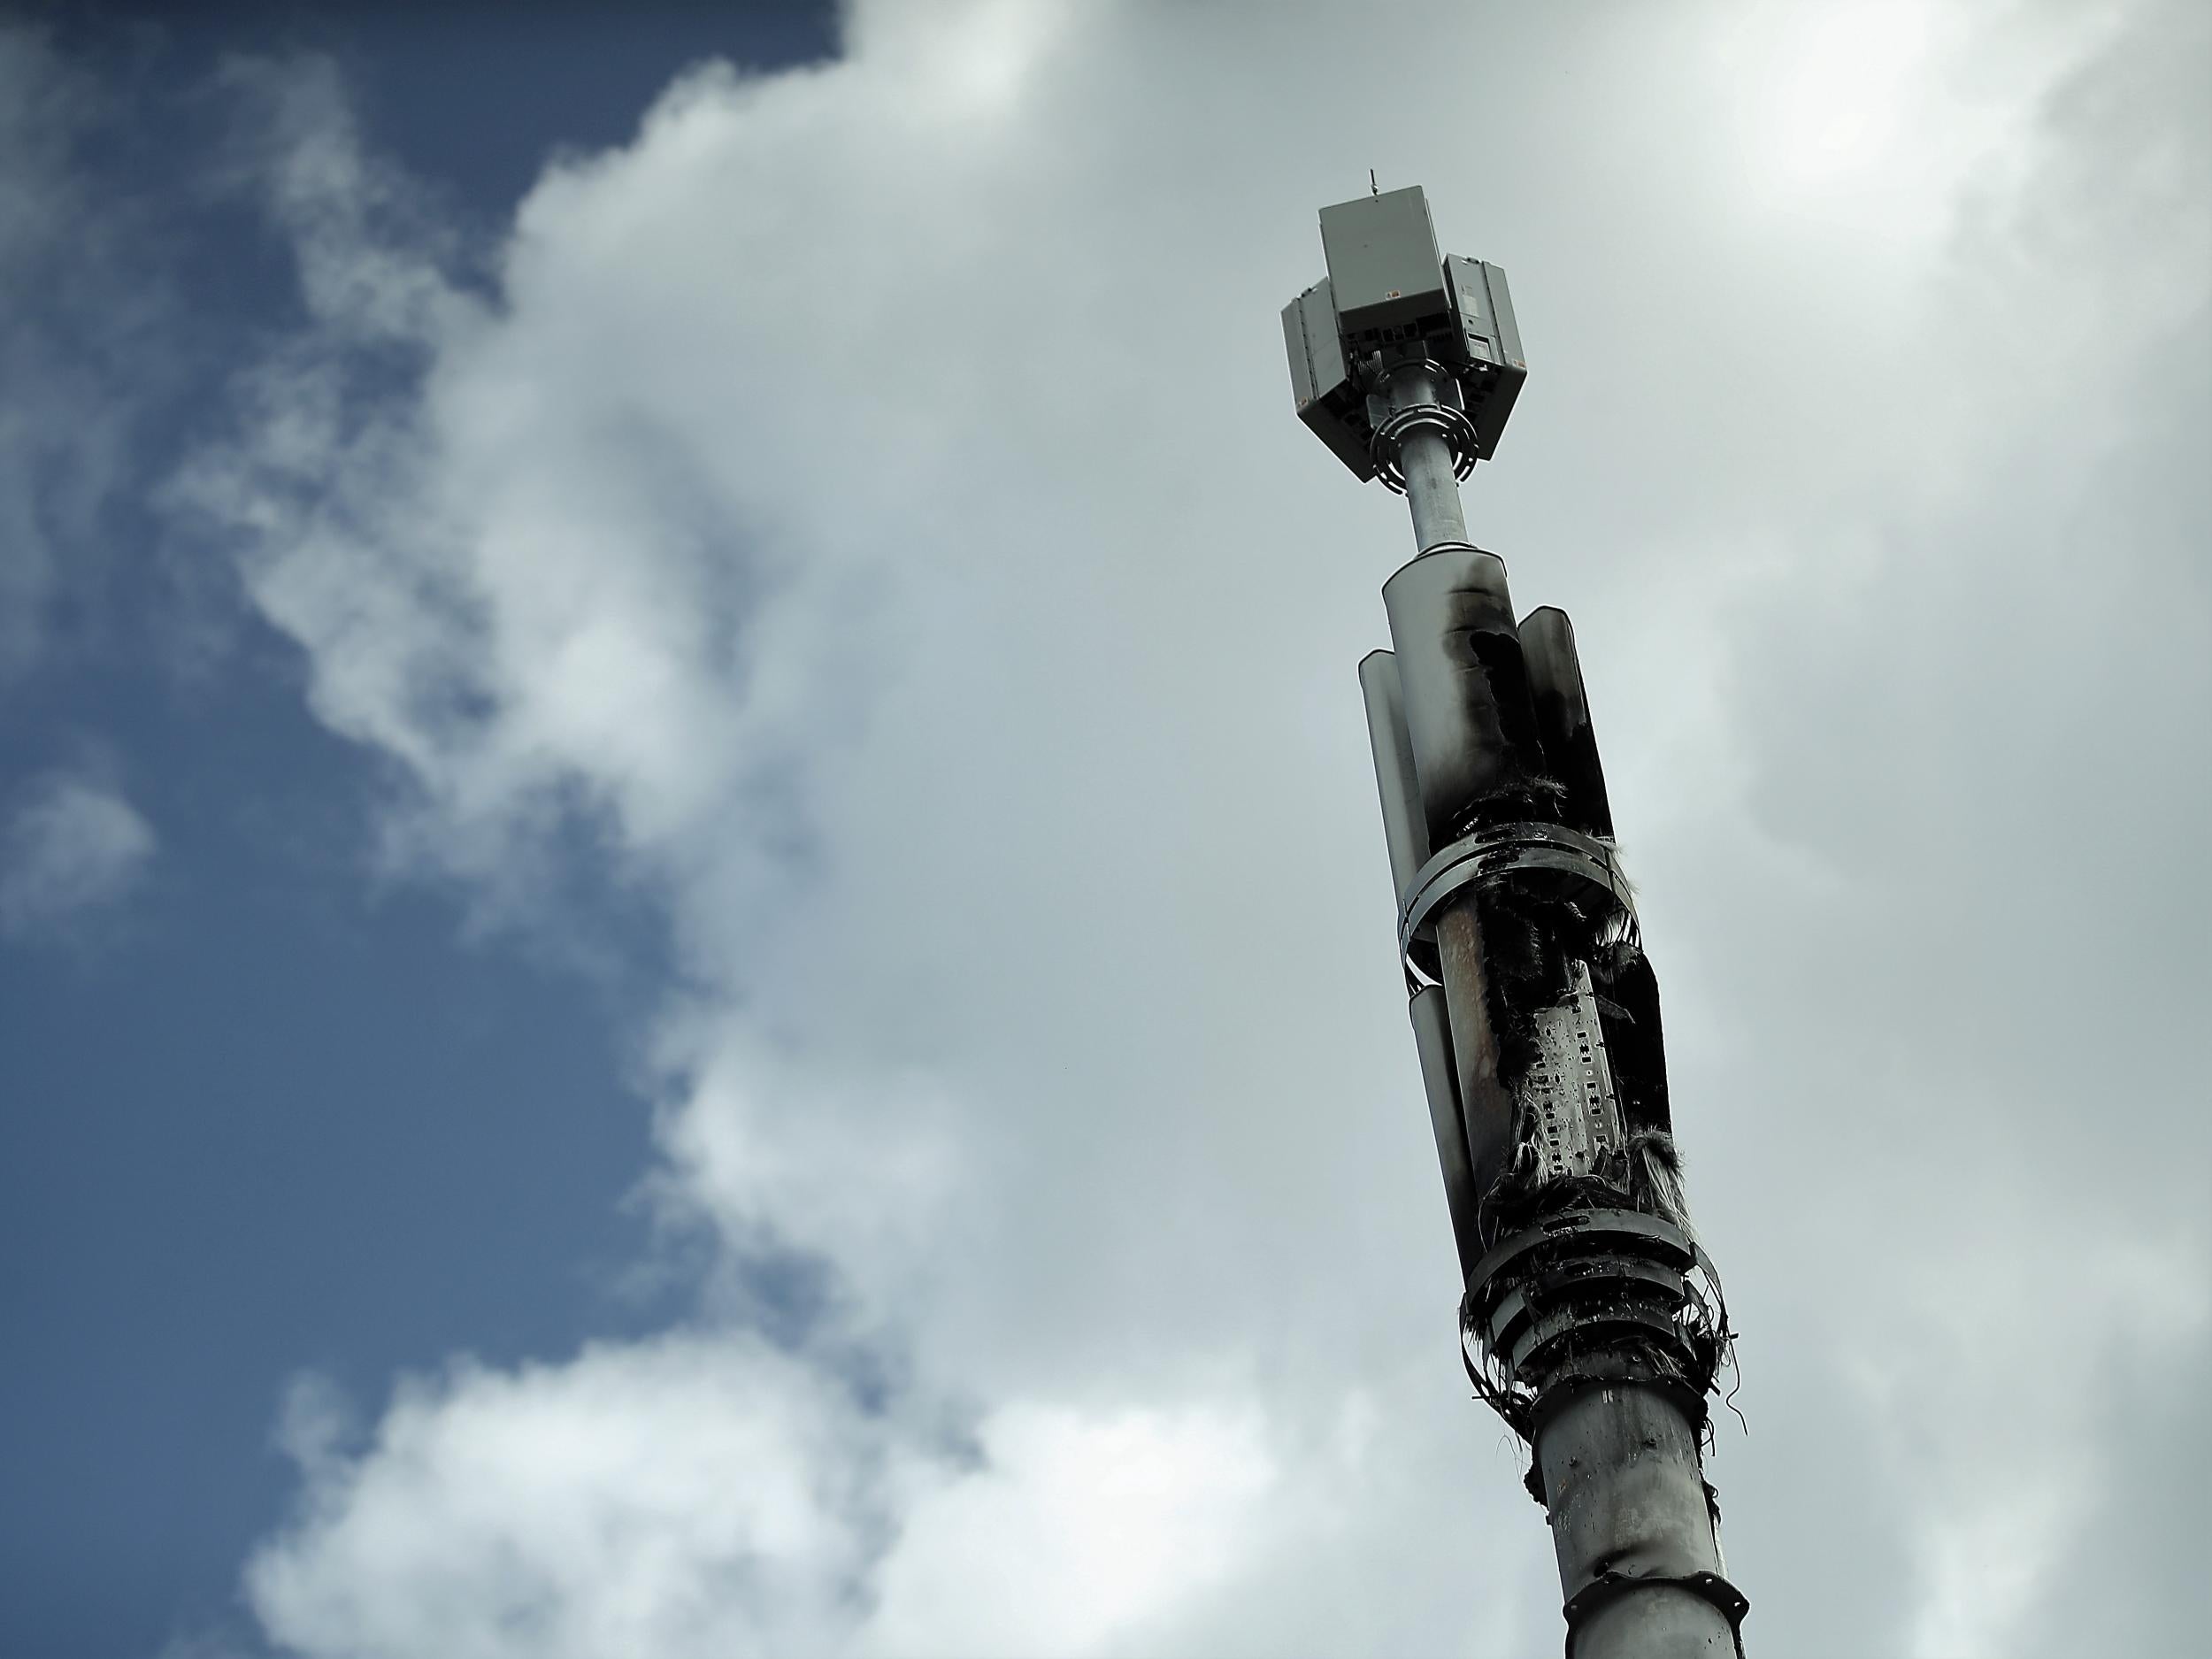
[1285, 185, 1750, 1659]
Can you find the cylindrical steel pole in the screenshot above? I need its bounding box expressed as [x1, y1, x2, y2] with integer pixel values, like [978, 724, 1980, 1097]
[1536, 1383, 1737, 1657]
[1386, 363, 1470, 553]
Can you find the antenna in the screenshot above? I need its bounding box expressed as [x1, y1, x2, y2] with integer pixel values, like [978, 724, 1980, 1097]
[1279, 185, 1752, 1659]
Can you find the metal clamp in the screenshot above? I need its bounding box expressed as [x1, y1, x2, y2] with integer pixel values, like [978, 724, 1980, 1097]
[1460, 1210, 1729, 1426]
[1561, 1569, 1749, 1658]
[1398, 820, 1638, 979]
[1465, 1209, 1699, 1305]
[1371, 399, 1479, 492]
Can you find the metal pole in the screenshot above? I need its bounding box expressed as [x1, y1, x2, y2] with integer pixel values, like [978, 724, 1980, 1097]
[1536, 1383, 1738, 1657]
[1386, 363, 1470, 553]
[1386, 406, 1740, 1659]
[1283, 187, 1749, 1655]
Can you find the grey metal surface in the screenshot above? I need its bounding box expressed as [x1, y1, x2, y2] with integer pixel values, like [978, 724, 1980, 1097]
[1395, 819, 1636, 972]
[1357, 649, 1431, 907]
[1380, 541, 1525, 844]
[1383, 363, 1470, 552]
[1519, 605, 1615, 839]
[1282, 189, 1528, 479]
[1409, 985, 1483, 1281]
[1463, 1208, 1698, 1296]
[1479, 258, 1525, 370]
[1520, 961, 1628, 1183]
[1433, 901, 1517, 1207]
[1319, 186, 1448, 342]
[1535, 1382, 1739, 1658]
[1282, 290, 1323, 409]
[1439, 254, 1528, 459]
[1443, 254, 1504, 366]
[1286, 183, 1743, 1655]
[1571, 1587, 1740, 1659]
[1282, 279, 1376, 480]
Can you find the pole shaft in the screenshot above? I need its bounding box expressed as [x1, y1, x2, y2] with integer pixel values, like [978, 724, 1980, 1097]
[1375, 356, 1742, 1656]
[1535, 1383, 1736, 1656]
[1386, 364, 1470, 553]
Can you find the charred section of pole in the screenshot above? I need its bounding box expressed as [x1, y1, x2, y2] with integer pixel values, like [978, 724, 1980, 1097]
[1541, 1382, 1746, 1657]
[1459, 1210, 1731, 1440]
[1372, 548, 1749, 1653]
[1456, 1102, 1750, 1657]
[1440, 871, 1749, 1655]
[1298, 188, 1751, 1654]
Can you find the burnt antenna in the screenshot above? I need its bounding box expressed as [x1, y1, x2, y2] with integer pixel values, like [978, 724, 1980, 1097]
[1281, 185, 1752, 1658]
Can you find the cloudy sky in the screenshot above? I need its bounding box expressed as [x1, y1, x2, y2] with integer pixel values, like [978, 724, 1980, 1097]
[3, 2, 2206, 1655]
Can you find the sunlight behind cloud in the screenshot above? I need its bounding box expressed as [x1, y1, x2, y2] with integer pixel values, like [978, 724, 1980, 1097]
[864, 1402, 1276, 1658]
[1754, 2, 1938, 187]
[1705, 0, 2116, 254]
[884, 0, 1075, 118]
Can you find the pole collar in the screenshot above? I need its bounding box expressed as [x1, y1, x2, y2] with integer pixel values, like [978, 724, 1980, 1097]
[1398, 820, 1638, 979]
[1561, 1569, 1749, 1658]
[1370, 399, 1479, 493]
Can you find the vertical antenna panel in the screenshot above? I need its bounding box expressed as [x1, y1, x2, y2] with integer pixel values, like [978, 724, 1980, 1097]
[1357, 649, 1431, 909]
[1381, 547, 1532, 843]
[1519, 606, 1615, 839]
[1283, 280, 1377, 480]
[1410, 984, 1484, 1282]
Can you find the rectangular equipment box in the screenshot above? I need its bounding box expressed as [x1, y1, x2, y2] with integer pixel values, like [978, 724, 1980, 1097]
[1444, 255, 1525, 372]
[1282, 278, 1378, 480]
[1444, 255, 1527, 459]
[1320, 187, 1452, 346]
[1283, 187, 1531, 474]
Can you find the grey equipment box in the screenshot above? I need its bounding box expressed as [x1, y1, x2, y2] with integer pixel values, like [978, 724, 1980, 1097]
[1283, 277, 1378, 480]
[1284, 186, 1530, 479]
[1320, 187, 1454, 348]
[1442, 254, 1526, 462]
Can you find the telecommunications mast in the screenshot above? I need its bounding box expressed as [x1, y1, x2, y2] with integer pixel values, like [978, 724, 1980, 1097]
[1283, 187, 1750, 1657]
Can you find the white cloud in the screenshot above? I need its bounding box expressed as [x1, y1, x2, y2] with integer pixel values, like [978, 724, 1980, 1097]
[0, 25, 180, 680]
[0, 770, 156, 935]
[157, 0, 2212, 1653]
[250, 1336, 892, 1658]
[862, 1400, 1275, 1659]
[247, 1336, 1275, 1659]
